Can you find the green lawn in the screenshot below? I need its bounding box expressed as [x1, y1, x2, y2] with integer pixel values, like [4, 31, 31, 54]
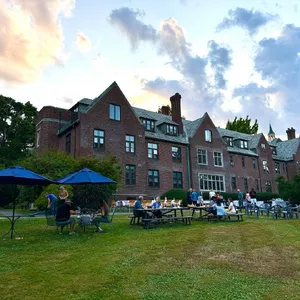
[1, 215, 300, 300]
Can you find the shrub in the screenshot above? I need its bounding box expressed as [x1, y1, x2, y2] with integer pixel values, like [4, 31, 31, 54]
[160, 189, 187, 207]
[35, 184, 73, 210]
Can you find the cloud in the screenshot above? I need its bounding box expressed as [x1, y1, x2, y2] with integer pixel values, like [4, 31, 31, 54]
[217, 7, 278, 35]
[76, 31, 91, 52]
[0, 0, 75, 85]
[62, 96, 74, 104]
[108, 7, 157, 51]
[207, 40, 232, 89]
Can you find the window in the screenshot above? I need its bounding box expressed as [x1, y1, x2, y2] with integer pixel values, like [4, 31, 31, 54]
[252, 159, 256, 169]
[36, 130, 40, 147]
[244, 178, 248, 191]
[263, 160, 269, 173]
[197, 149, 207, 165]
[240, 140, 248, 149]
[109, 104, 120, 121]
[266, 181, 272, 193]
[199, 174, 225, 191]
[242, 157, 245, 167]
[271, 147, 277, 155]
[283, 164, 287, 173]
[173, 172, 183, 189]
[261, 143, 266, 150]
[255, 179, 260, 191]
[275, 162, 280, 174]
[230, 155, 234, 166]
[142, 119, 155, 132]
[125, 135, 135, 153]
[166, 125, 178, 136]
[297, 162, 300, 173]
[231, 177, 236, 189]
[148, 143, 158, 159]
[172, 147, 181, 162]
[205, 129, 212, 142]
[94, 129, 105, 149]
[225, 137, 233, 147]
[148, 170, 159, 187]
[125, 165, 136, 185]
[213, 151, 223, 167]
[66, 133, 71, 154]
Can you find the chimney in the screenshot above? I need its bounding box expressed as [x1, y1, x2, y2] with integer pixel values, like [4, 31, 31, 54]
[170, 93, 183, 134]
[161, 105, 170, 116]
[286, 127, 296, 140]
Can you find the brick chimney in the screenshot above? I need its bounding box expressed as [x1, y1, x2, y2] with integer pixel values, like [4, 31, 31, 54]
[170, 93, 183, 134]
[286, 127, 296, 140]
[161, 105, 170, 116]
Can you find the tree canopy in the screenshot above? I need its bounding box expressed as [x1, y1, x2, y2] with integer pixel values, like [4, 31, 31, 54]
[226, 115, 258, 134]
[157, 105, 186, 120]
[0, 95, 37, 167]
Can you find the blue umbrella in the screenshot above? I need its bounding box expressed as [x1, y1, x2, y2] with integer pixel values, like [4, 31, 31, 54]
[57, 168, 116, 184]
[0, 166, 54, 239]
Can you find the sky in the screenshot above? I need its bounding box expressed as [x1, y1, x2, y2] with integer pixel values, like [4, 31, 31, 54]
[1, 0, 300, 140]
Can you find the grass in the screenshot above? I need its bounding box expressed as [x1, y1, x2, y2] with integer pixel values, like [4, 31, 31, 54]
[1, 215, 300, 300]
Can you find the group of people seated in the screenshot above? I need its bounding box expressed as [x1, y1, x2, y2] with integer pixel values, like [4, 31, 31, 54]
[206, 197, 237, 216]
[46, 186, 110, 234]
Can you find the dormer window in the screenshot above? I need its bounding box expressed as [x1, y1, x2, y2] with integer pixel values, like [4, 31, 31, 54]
[142, 119, 155, 132]
[240, 140, 248, 149]
[225, 137, 233, 147]
[271, 146, 277, 155]
[166, 124, 178, 136]
[261, 143, 266, 150]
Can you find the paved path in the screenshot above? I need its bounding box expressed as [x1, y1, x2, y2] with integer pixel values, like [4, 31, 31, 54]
[0, 210, 25, 217]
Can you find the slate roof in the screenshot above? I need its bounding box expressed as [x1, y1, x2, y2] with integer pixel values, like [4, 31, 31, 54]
[273, 138, 300, 161]
[79, 98, 93, 105]
[183, 118, 204, 138]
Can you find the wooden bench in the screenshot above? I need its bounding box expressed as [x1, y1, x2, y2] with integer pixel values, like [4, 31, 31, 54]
[143, 216, 192, 229]
[208, 213, 244, 222]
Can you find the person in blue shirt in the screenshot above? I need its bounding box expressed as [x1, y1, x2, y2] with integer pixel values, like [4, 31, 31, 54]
[191, 189, 198, 206]
[134, 196, 145, 218]
[152, 197, 162, 218]
[237, 189, 244, 208]
[46, 193, 57, 216]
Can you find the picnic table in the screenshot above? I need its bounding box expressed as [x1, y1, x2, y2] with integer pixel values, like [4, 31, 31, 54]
[133, 207, 192, 229]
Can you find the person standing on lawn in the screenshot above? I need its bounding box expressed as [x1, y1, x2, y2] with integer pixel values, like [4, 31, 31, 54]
[187, 188, 193, 205]
[46, 193, 57, 216]
[237, 189, 243, 209]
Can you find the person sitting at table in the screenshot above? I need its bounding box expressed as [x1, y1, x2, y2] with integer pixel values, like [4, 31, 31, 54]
[55, 200, 77, 235]
[92, 200, 110, 233]
[134, 196, 153, 219]
[208, 196, 217, 215]
[152, 196, 162, 218]
[226, 198, 236, 215]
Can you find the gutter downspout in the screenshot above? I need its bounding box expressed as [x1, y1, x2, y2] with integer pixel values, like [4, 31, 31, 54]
[257, 157, 263, 192]
[186, 141, 191, 189]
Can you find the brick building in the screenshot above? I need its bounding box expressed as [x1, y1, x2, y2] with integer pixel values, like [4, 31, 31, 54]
[36, 82, 300, 198]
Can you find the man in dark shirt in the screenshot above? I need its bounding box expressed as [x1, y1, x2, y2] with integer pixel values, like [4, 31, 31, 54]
[56, 200, 77, 234]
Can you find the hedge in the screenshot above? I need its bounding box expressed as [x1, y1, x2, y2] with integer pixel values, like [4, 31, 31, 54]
[160, 189, 281, 204]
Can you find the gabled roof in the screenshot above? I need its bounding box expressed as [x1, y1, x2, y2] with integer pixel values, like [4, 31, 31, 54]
[269, 138, 282, 145]
[183, 117, 204, 138]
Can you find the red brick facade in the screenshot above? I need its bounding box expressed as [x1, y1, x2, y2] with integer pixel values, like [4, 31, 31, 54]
[36, 82, 300, 198]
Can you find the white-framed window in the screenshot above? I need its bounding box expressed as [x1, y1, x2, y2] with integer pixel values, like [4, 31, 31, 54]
[197, 149, 207, 165]
[263, 160, 269, 173]
[205, 129, 212, 143]
[213, 151, 223, 167]
[142, 119, 155, 131]
[275, 162, 280, 174]
[125, 135, 135, 153]
[225, 137, 233, 147]
[172, 146, 181, 162]
[240, 140, 248, 149]
[261, 143, 266, 150]
[36, 129, 40, 147]
[199, 173, 225, 192]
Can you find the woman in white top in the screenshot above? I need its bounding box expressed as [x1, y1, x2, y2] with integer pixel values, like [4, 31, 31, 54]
[226, 198, 236, 215]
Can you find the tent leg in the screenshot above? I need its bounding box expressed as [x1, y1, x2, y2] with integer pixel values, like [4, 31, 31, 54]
[10, 199, 16, 239]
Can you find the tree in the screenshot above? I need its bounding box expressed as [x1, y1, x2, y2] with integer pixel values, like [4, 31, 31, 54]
[226, 115, 258, 134]
[19, 151, 122, 210]
[157, 105, 186, 120]
[0, 95, 37, 167]
[276, 175, 300, 203]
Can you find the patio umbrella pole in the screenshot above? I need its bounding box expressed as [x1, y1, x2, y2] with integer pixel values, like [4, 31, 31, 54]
[10, 193, 16, 239]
